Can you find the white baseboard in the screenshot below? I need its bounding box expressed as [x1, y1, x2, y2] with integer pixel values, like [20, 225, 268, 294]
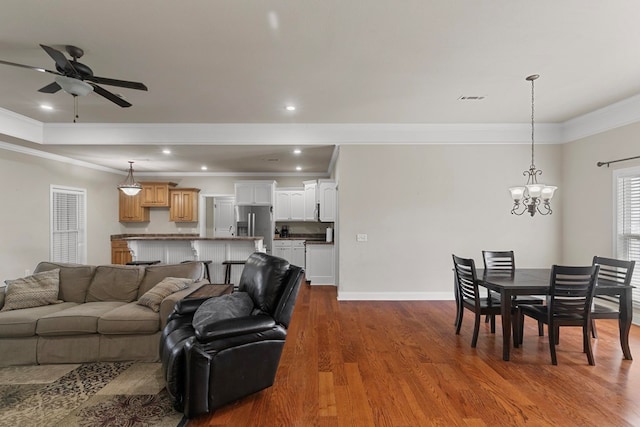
[337, 291, 454, 301]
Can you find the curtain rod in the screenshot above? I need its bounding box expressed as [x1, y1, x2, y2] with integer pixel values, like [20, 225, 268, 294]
[597, 155, 640, 168]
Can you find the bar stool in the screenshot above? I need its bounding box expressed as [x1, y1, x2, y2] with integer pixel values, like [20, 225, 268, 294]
[181, 260, 212, 282]
[222, 260, 246, 287]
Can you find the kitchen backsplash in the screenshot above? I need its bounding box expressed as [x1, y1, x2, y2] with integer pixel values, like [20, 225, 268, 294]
[275, 221, 333, 235]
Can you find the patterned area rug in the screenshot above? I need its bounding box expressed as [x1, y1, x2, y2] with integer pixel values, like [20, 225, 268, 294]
[0, 362, 186, 427]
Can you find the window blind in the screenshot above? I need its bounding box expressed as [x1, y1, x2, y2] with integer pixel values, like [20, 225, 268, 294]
[616, 173, 640, 309]
[50, 186, 86, 264]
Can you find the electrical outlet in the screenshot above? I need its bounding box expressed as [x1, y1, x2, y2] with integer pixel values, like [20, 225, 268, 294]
[356, 233, 368, 242]
[24, 269, 30, 277]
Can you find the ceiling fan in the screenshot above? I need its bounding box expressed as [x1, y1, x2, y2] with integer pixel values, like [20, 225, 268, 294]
[0, 44, 148, 108]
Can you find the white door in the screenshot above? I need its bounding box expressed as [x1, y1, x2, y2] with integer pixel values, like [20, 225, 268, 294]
[214, 197, 236, 237]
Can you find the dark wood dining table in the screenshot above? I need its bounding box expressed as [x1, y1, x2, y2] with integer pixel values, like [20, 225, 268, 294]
[477, 268, 634, 361]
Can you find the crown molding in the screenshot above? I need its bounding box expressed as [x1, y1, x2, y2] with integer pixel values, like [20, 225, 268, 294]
[2, 91, 640, 169]
[41, 122, 562, 145]
[0, 140, 118, 173]
[562, 92, 640, 142]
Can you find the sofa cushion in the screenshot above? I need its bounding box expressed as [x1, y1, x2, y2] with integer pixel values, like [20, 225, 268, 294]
[86, 265, 145, 303]
[137, 262, 204, 298]
[36, 301, 126, 336]
[33, 262, 96, 303]
[1, 270, 62, 312]
[98, 302, 160, 334]
[137, 277, 193, 312]
[0, 302, 78, 337]
[192, 292, 254, 335]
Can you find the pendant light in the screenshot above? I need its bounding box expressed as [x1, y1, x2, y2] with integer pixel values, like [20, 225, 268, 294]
[509, 74, 557, 216]
[117, 161, 142, 196]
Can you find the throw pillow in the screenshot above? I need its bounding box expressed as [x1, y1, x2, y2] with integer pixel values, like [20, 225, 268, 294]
[137, 277, 193, 312]
[193, 292, 254, 335]
[1, 269, 62, 311]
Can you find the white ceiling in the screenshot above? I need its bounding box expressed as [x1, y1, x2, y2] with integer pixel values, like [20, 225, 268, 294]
[1, 1, 640, 173]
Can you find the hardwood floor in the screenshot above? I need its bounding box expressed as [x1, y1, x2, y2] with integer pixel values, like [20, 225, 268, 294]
[187, 284, 640, 426]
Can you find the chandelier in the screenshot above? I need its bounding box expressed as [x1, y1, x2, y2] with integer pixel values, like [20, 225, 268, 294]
[117, 161, 142, 196]
[509, 74, 557, 216]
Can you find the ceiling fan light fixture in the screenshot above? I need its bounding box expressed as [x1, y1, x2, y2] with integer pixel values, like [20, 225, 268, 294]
[117, 161, 142, 196]
[55, 75, 93, 97]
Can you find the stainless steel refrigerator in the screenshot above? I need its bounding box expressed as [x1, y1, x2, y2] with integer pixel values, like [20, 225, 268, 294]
[235, 205, 274, 253]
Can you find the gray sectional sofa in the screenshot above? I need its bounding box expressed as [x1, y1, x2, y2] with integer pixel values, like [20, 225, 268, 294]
[0, 261, 206, 366]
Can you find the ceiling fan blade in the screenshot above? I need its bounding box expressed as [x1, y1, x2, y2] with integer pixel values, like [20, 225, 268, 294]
[0, 59, 59, 75]
[90, 83, 132, 108]
[85, 75, 148, 91]
[38, 81, 62, 93]
[40, 44, 77, 74]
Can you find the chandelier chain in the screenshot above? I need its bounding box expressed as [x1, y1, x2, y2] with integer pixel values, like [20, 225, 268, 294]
[530, 77, 535, 170]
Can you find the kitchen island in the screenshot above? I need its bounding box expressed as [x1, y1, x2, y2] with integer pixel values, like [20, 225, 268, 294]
[120, 236, 265, 284]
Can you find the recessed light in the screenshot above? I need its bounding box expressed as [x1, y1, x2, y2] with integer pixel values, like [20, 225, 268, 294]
[40, 104, 53, 110]
[201, 166, 208, 171]
[296, 166, 302, 171]
[285, 105, 296, 111]
[293, 149, 301, 155]
[162, 149, 171, 154]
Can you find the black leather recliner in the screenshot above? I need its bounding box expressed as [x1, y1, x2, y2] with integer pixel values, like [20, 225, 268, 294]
[160, 252, 305, 418]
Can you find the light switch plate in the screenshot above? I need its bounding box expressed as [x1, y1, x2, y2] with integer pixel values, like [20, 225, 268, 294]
[356, 233, 368, 242]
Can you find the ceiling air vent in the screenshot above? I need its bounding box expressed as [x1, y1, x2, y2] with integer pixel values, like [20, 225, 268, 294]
[458, 96, 486, 101]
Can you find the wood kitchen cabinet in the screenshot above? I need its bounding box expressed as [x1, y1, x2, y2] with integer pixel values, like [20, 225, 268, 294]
[170, 188, 200, 222]
[275, 190, 305, 221]
[303, 180, 318, 221]
[118, 191, 149, 222]
[140, 182, 177, 207]
[111, 239, 132, 264]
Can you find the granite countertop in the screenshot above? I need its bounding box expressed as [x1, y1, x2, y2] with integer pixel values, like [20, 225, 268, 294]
[113, 234, 263, 241]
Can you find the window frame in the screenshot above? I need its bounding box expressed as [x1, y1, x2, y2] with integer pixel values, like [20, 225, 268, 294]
[50, 185, 87, 264]
[612, 166, 640, 314]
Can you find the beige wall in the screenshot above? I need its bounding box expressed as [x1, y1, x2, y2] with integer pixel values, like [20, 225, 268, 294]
[4, 121, 638, 299]
[336, 144, 563, 299]
[561, 121, 640, 264]
[0, 149, 122, 282]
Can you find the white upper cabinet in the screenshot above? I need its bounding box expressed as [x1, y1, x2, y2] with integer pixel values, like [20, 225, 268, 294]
[300, 179, 336, 222]
[235, 181, 275, 206]
[303, 181, 318, 221]
[275, 190, 305, 221]
[318, 180, 337, 222]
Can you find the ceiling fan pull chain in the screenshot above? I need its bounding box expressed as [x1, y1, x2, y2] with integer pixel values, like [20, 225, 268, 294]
[73, 94, 79, 123]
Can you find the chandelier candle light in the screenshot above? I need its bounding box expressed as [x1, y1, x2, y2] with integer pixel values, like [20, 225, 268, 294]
[509, 74, 557, 216]
[117, 161, 142, 196]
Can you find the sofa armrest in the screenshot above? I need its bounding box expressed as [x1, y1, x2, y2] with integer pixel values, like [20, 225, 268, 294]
[195, 314, 276, 342]
[159, 280, 207, 329]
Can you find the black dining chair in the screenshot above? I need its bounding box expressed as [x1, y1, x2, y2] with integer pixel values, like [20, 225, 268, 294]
[452, 254, 502, 348]
[518, 265, 600, 365]
[482, 250, 545, 336]
[590, 256, 635, 338]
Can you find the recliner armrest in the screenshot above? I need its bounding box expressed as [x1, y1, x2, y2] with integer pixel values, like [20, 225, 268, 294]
[195, 315, 276, 342]
[173, 297, 210, 316]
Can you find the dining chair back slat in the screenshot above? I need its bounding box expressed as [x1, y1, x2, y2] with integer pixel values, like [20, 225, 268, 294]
[519, 264, 600, 365]
[452, 254, 502, 348]
[482, 250, 515, 276]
